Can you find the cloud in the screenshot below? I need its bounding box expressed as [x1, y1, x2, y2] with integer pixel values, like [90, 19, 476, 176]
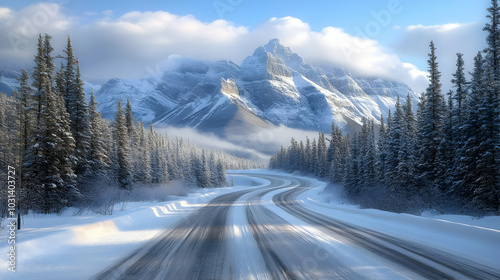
[155, 126, 271, 163]
[249, 17, 429, 92]
[0, 3, 453, 92]
[154, 125, 322, 163]
[393, 22, 486, 92]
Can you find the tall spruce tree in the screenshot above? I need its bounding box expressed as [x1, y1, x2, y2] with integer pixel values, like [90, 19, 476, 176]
[451, 53, 468, 147]
[482, 0, 500, 212]
[417, 41, 446, 193]
[24, 34, 77, 212]
[398, 94, 417, 195]
[72, 59, 91, 174]
[88, 90, 110, 171]
[113, 100, 131, 189]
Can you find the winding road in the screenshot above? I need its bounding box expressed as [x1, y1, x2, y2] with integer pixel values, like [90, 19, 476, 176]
[92, 173, 500, 280]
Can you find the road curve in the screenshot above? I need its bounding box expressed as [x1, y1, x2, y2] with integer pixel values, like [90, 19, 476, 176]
[92, 177, 289, 280]
[270, 175, 500, 280]
[92, 172, 500, 280]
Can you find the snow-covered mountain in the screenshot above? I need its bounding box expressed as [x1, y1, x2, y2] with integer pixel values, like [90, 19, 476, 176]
[95, 39, 415, 138]
[0, 39, 416, 154]
[0, 68, 22, 96]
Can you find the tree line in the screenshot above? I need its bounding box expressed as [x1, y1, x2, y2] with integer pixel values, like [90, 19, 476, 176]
[270, 1, 500, 215]
[0, 34, 261, 215]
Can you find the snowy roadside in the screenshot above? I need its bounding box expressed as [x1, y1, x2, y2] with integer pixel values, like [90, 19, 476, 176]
[245, 169, 500, 272]
[0, 174, 269, 280]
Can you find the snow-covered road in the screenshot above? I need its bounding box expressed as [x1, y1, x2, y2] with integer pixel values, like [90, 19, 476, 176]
[91, 172, 500, 280]
[2, 170, 500, 279]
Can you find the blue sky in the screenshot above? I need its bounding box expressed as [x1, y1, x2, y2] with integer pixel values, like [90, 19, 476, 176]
[0, 0, 490, 92]
[2, 0, 486, 29]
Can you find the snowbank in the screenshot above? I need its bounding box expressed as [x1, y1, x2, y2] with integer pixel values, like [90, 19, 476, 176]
[0, 175, 268, 280]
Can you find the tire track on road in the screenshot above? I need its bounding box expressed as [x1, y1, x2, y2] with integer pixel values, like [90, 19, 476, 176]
[272, 177, 500, 280]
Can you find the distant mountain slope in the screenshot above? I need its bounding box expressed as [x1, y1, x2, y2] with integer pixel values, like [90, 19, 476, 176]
[94, 39, 415, 139]
[0, 39, 417, 155]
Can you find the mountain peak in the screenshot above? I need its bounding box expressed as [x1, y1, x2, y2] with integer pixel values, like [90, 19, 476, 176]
[263, 38, 291, 56]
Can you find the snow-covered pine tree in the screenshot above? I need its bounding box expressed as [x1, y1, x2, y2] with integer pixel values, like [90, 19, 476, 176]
[304, 137, 311, 173]
[454, 53, 485, 210]
[437, 90, 454, 193]
[386, 98, 403, 189]
[32, 34, 45, 128]
[344, 132, 361, 197]
[298, 140, 306, 173]
[309, 138, 318, 174]
[215, 160, 227, 186]
[72, 59, 91, 175]
[0, 93, 19, 171]
[43, 34, 55, 82]
[327, 122, 346, 184]
[62, 35, 76, 111]
[451, 53, 468, 148]
[481, 0, 500, 212]
[113, 100, 131, 190]
[398, 94, 417, 195]
[365, 119, 377, 187]
[417, 41, 447, 193]
[14, 70, 35, 165]
[134, 122, 152, 183]
[287, 137, 299, 171]
[24, 34, 78, 213]
[88, 90, 110, 172]
[376, 114, 388, 185]
[316, 133, 328, 177]
[195, 150, 211, 188]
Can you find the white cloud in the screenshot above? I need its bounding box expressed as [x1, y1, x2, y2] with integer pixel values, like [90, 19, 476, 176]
[154, 125, 322, 163]
[0, 3, 449, 92]
[393, 22, 486, 92]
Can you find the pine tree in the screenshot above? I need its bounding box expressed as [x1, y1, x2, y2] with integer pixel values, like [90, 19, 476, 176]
[304, 137, 311, 173]
[398, 94, 417, 195]
[113, 100, 131, 189]
[387, 98, 403, 189]
[316, 133, 328, 177]
[0, 94, 19, 172]
[455, 53, 485, 209]
[134, 122, 152, 183]
[417, 41, 447, 192]
[344, 132, 361, 197]
[63, 35, 76, 111]
[14, 70, 35, 163]
[482, 0, 500, 212]
[24, 34, 77, 212]
[361, 119, 377, 187]
[376, 114, 388, 185]
[43, 34, 55, 82]
[32, 34, 45, 128]
[72, 59, 91, 174]
[328, 122, 345, 184]
[451, 53, 468, 147]
[309, 139, 317, 174]
[88, 90, 110, 171]
[196, 150, 211, 188]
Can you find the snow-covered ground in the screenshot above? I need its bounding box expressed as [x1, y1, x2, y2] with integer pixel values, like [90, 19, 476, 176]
[299, 180, 500, 270]
[1, 169, 499, 279]
[234, 169, 500, 276]
[0, 175, 269, 280]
